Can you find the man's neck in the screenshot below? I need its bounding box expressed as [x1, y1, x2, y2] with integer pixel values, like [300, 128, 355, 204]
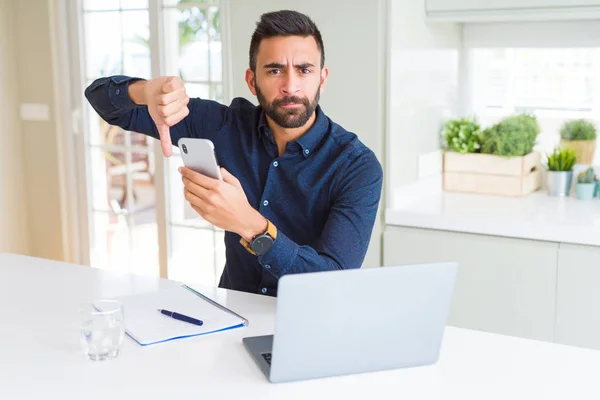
[266, 112, 317, 157]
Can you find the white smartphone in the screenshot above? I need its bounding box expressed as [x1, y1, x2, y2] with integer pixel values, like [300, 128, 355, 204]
[177, 138, 222, 180]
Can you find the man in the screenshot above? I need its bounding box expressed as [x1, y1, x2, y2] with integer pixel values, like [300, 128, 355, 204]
[85, 10, 383, 296]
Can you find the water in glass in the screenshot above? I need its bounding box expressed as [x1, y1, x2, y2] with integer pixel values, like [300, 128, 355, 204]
[79, 300, 125, 361]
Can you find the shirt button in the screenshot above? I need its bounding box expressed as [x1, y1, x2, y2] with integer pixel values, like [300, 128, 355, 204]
[264, 264, 271, 270]
[261, 288, 267, 294]
[116, 89, 120, 95]
[304, 149, 310, 155]
[263, 200, 269, 206]
[273, 161, 279, 167]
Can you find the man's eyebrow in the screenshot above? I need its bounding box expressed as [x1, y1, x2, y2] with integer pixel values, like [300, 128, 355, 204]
[295, 63, 315, 69]
[262, 62, 316, 69]
[263, 62, 285, 69]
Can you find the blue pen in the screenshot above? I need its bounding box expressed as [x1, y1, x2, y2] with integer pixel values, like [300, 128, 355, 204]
[158, 309, 204, 326]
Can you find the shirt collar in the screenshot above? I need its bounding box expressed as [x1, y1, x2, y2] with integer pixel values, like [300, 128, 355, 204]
[257, 105, 329, 158]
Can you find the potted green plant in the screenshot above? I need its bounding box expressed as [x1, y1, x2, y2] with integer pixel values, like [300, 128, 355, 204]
[479, 114, 539, 157]
[546, 148, 577, 197]
[441, 116, 481, 154]
[576, 167, 597, 200]
[560, 119, 597, 165]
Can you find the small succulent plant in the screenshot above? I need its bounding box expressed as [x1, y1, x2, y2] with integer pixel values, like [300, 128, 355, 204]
[547, 148, 577, 172]
[577, 167, 597, 184]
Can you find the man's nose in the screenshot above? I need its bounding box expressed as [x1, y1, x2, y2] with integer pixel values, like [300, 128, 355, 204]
[281, 71, 300, 95]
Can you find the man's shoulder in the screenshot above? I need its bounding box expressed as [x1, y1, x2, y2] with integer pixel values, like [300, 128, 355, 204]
[190, 97, 258, 127]
[215, 97, 259, 124]
[228, 97, 258, 112]
[326, 118, 381, 169]
[192, 96, 257, 115]
[322, 118, 383, 197]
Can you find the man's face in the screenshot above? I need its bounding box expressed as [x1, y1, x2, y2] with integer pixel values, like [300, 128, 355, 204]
[246, 35, 328, 129]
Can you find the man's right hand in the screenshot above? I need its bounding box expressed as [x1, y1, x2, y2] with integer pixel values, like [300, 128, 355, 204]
[129, 76, 190, 157]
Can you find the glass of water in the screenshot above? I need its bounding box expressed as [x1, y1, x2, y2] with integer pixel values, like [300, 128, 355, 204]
[79, 300, 125, 361]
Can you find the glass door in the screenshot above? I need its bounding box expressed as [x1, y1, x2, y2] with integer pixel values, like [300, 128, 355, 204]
[160, 0, 227, 285]
[80, 0, 160, 277]
[70, 0, 228, 285]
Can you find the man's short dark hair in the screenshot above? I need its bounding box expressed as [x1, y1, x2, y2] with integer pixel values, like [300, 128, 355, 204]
[249, 10, 325, 72]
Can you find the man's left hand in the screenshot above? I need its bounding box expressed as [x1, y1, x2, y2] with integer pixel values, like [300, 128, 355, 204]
[179, 167, 267, 242]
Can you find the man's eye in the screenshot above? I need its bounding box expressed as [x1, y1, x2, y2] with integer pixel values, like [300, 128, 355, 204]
[301, 69, 311, 74]
[268, 69, 282, 75]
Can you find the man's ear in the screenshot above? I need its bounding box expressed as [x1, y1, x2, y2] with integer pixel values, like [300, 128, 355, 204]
[245, 68, 257, 96]
[319, 66, 329, 94]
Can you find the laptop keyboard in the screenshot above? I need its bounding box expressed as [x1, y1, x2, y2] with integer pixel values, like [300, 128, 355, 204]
[261, 352, 272, 365]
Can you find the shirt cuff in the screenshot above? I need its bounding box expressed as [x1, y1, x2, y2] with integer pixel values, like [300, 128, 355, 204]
[109, 76, 146, 111]
[257, 230, 298, 278]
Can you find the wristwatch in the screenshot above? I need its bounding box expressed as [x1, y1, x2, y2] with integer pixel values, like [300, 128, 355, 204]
[240, 219, 277, 256]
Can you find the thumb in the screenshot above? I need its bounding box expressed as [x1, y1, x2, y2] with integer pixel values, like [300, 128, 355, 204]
[162, 76, 179, 94]
[157, 123, 172, 157]
[221, 167, 240, 187]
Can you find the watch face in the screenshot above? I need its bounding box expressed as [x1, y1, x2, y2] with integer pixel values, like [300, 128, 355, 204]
[251, 235, 274, 255]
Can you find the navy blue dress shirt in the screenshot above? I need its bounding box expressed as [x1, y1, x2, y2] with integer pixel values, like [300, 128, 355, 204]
[85, 75, 383, 296]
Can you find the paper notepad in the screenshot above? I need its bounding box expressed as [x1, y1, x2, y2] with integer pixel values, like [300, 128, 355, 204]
[115, 285, 248, 346]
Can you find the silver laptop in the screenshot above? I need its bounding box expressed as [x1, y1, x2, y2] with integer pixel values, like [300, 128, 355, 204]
[242, 262, 458, 383]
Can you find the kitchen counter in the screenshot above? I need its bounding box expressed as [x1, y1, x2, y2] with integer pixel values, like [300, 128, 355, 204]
[386, 176, 600, 247]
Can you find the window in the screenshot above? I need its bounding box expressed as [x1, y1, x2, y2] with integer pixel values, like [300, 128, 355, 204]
[465, 23, 600, 165]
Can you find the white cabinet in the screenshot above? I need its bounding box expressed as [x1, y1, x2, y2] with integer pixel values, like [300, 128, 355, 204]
[425, 0, 600, 21]
[426, 0, 600, 12]
[555, 244, 600, 350]
[384, 226, 559, 342]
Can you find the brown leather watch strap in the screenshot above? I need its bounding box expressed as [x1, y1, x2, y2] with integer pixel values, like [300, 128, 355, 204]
[240, 219, 277, 255]
[265, 218, 277, 240]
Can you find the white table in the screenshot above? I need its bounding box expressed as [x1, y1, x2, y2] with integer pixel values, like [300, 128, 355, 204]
[2, 253, 600, 399]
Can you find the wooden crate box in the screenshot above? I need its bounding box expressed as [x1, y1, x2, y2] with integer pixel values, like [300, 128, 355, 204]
[443, 152, 542, 197]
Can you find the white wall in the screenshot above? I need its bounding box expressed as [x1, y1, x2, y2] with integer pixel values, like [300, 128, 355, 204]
[0, 0, 73, 262]
[0, 0, 29, 254]
[387, 0, 461, 200]
[227, 0, 388, 267]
